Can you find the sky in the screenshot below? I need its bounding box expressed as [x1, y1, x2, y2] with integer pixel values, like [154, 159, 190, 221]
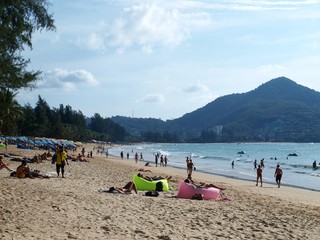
[18, 0, 320, 120]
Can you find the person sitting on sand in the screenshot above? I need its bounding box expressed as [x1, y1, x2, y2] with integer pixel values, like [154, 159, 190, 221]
[31, 154, 42, 163]
[39, 152, 48, 160]
[11, 169, 50, 178]
[46, 151, 52, 158]
[0, 155, 13, 172]
[101, 182, 138, 194]
[16, 160, 33, 178]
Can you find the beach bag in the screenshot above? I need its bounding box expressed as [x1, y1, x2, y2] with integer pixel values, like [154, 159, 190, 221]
[155, 181, 163, 192]
[145, 191, 159, 197]
[51, 154, 57, 164]
[192, 193, 204, 200]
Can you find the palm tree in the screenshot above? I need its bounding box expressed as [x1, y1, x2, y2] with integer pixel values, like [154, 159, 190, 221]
[0, 89, 23, 134]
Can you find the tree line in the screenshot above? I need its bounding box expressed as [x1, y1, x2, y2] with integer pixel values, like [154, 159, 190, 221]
[0, 95, 128, 142]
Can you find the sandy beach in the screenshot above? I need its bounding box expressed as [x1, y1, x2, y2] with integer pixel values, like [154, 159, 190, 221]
[1, 144, 320, 240]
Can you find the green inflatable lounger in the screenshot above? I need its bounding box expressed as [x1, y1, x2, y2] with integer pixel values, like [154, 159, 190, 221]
[132, 174, 170, 191]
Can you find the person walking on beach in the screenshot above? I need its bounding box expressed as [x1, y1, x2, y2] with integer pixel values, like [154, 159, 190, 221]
[134, 152, 138, 163]
[253, 159, 257, 169]
[274, 164, 283, 188]
[164, 156, 168, 167]
[256, 165, 262, 187]
[56, 145, 68, 178]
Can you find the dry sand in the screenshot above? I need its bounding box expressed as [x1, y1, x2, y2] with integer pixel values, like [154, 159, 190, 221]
[0, 144, 319, 240]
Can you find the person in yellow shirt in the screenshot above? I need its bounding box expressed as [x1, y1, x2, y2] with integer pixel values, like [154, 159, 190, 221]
[56, 145, 68, 178]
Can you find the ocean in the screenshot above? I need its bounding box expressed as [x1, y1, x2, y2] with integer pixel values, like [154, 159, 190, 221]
[108, 143, 320, 191]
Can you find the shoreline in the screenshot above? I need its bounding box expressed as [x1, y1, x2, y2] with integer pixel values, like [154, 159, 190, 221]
[108, 153, 320, 207]
[108, 142, 320, 192]
[1, 143, 320, 239]
[109, 152, 320, 193]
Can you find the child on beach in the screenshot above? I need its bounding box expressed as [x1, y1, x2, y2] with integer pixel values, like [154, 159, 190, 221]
[256, 165, 263, 187]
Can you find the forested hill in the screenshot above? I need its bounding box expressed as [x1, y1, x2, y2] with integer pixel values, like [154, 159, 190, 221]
[112, 77, 320, 142]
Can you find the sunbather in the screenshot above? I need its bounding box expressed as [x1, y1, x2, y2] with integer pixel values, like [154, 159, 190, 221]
[16, 160, 33, 178]
[0, 155, 13, 172]
[185, 177, 226, 191]
[137, 173, 171, 181]
[102, 181, 138, 194]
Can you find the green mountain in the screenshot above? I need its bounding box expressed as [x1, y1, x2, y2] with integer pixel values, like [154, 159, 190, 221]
[112, 77, 320, 142]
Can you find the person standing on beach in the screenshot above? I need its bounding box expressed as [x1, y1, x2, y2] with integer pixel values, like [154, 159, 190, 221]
[187, 159, 194, 177]
[274, 165, 283, 188]
[155, 154, 158, 167]
[256, 165, 262, 187]
[231, 161, 234, 169]
[56, 145, 68, 178]
[312, 160, 317, 169]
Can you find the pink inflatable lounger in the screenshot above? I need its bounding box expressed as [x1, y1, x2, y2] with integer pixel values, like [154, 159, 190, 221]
[176, 180, 220, 200]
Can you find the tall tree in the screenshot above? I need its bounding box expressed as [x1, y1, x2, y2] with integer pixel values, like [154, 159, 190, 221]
[34, 95, 50, 136]
[0, 0, 55, 90]
[0, 89, 22, 134]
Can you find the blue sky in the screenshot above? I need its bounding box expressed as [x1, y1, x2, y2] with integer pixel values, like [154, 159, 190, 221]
[19, 0, 320, 120]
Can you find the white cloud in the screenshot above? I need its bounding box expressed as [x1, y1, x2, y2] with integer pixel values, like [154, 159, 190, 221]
[183, 83, 210, 93]
[77, 33, 106, 50]
[38, 68, 100, 91]
[104, 2, 212, 52]
[138, 93, 165, 103]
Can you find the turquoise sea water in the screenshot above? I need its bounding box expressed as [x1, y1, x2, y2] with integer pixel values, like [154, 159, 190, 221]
[108, 143, 320, 191]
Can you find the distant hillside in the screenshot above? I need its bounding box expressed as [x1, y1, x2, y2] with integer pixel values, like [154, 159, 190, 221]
[112, 77, 320, 142]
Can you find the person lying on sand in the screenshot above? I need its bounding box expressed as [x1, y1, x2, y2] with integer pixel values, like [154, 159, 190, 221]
[185, 175, 226, 191]
[137, 168, 152, 172]
[100, 181, 138, 194]
[70, 153, 89, 162]
[137, 173, 172, 181]
[0, 155, 13, 172]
